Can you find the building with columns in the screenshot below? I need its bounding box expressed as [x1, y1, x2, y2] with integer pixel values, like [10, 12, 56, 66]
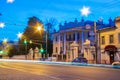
[52, 17, 120, 64]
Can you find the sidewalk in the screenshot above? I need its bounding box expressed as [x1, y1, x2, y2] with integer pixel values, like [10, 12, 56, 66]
[0, 59, 120, 69]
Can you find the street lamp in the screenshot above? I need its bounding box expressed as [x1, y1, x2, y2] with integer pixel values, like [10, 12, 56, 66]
[0, 22, 5, 28]
[37, 25, 48, 57]
[80, 6, 97, 63]
[3, 38, 8, 45]
[24, 39, 28, 60]
[17, 32, 23, 39]
[7, 0, 15, 3]
[37, 26, 42, 31]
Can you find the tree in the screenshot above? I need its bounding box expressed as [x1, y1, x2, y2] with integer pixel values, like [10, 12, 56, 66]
[45, 17, 58, 56]
[6, 45, 18, 58]
[18, 16, 44, 55]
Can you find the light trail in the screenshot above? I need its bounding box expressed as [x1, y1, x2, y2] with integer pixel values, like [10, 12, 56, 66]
[0, 59, 120, 69]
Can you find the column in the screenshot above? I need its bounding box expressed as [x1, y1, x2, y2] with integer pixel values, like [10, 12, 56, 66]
[75, 32, 78, 43]
[81, 31, 84, 54]
[58, 33, 61, 55]
[64, 33, 66, 54]
[74, 47, 78, 58]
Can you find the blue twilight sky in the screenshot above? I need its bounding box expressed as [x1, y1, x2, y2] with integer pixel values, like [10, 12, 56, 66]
[0, 0, 120, 41]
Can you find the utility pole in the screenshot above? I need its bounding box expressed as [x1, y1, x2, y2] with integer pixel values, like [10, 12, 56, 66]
[46, 30, 48, 56]
[94, 21, 97, 64]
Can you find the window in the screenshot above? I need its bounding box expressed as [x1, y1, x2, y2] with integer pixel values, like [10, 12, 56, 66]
[66, 35, 69, 41]
[118, 33, 120, 43]
[101, 36, 105, 44]
[109, 35, 114, 43]
[88, 32, 90, 37]
[60, 47, 63, 54]
[77, 33, 79, 40]
[60, 47, 62, 51]
[56, 47, 58, 53]
[60, 36, 63, 41]
[55, 36, 58, 41]
[73, 33, 75, 40]
[69, 34, 71, 41]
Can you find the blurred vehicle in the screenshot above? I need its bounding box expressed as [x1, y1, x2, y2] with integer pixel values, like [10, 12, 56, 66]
[72, 57, 87, 63]
[0, 55, 2, 59]
[52, 57, 57, 61]
[112, 61, 120, 66]
[45, 57, 52, 61]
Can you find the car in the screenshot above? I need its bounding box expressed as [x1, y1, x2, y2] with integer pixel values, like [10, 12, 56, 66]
[45, 57, 52, 61]
[112, 61, 120, 66]
[52, 57, 57, 61]
[112, 61, 120, 68]
[72, 57, 87, 63]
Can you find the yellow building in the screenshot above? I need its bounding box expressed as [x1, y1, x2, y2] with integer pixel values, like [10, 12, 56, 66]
[99, 17, 120, 64]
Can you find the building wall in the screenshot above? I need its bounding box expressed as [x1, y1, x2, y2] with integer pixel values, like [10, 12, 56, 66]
[52, 27, 92, 62]
[100, 29, 120, 49]
[99, 27, 120, 64]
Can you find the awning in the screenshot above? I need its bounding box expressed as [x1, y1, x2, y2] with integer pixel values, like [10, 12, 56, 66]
[104, 45, 117, 52]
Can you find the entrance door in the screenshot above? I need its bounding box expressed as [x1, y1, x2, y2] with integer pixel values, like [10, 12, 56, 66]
[109, 51, 114, 64]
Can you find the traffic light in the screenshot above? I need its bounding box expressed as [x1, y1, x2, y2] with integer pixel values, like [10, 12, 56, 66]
[40, 48, 44, 53]
[23, 39, 27, 44]
[0, 50, 3, 54]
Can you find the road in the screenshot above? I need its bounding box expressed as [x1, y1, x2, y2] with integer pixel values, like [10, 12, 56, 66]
[0, 61, 120, 80]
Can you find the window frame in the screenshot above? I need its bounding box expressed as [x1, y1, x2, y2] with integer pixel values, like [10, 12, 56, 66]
[109, 35, 114, 44]
[101, 36, 105, 45]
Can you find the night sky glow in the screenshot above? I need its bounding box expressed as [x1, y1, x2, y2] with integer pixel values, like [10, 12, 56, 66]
[0, 0, 120, 41]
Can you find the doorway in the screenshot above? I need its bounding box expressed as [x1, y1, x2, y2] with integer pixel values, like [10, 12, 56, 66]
[109, 51, 114, 64]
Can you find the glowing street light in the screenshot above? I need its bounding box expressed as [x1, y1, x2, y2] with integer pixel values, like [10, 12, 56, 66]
[37, 26, 42, 31]
[7, 0, 15, 3]
[80, 6, 98, 64]
[17, 32, 23, 39]
[3, 38, 8, 43]
[80, 6, 91, 17]
[0, 22, 5, 28]
[36, 24, 48, 58]
[2, 38, 8, 46]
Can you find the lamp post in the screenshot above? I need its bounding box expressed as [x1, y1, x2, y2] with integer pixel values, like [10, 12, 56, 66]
[80, 6, 98, 63]
[24, 39, 28, 60]
[45, 29, 48, 56]
[94, 21, 98, 64]
[37, 25, 48, 58]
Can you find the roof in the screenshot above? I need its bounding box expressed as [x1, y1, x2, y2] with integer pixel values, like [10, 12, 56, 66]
[59, 18, 115, 31]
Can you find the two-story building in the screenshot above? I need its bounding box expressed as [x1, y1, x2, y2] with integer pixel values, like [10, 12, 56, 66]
[99, 17, 120, 64]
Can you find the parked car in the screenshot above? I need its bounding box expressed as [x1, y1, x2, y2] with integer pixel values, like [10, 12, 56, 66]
[112, 61, 120, 66]
[45, 57, 52, 61]
[72, 57, 88, 63]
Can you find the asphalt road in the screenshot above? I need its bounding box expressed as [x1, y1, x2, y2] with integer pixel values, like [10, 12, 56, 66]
[0, 61, 120, 80]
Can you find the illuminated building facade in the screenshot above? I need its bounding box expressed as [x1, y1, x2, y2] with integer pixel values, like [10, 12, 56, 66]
[99, 17, 120, 64]
[52, 17, 120, 64]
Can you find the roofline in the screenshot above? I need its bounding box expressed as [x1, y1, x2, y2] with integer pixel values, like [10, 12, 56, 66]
[97, 26, 117, 32]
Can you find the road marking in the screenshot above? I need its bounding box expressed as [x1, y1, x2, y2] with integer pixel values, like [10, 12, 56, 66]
[0, 62, 62, 80]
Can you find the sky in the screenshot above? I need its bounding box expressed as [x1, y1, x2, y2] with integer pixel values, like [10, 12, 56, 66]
[0, 0, 120, 41]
